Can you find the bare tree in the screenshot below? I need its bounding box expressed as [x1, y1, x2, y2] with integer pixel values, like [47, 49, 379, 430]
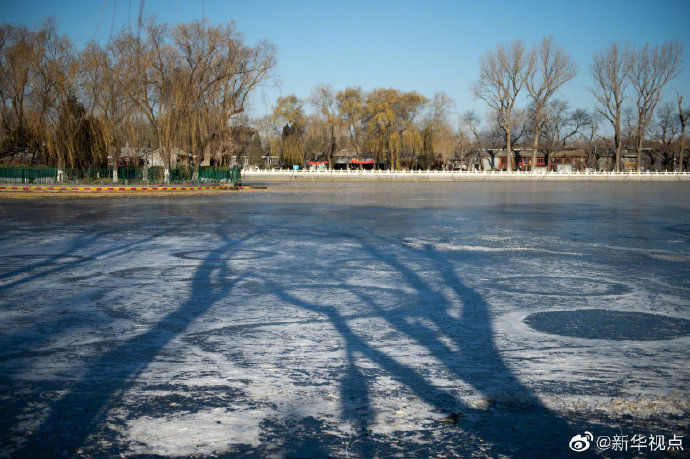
[0, 16, 275, 182]
[39, 20, 82, 176]
[0, 24, 52, 164]
[81, 38, 134, 180]
[391, 90, 426, 170]
[678, 92, 689, 171]
[454, 121, 473, 168]
[473, 40, 528, 171]
[0, 24, 34, 138]
[364, 88, 397, 170]
[540, 100, 589, 169]
[304, 114, 329, 163]
[458, 111, 483, 169]
[426, 92, 455, 126]
[422, 92, 455, 167]
[579, 110, 602, 169]
[336, 86, 365, 162]
[122, 19, 176, 182]
[655, 102, 680, 168]
[525, 36, 577, 171]
[591, 42, 631, 172]
[461, 110, 482, 145]
[26, 21, 59, 166]
[629, 40, 683, 171]
[120, 18, 276, 182]
[173, 21, 276, 177]
[310, 84, 339, 170]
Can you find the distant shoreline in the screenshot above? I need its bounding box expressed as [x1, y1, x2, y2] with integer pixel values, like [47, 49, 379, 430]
[243, 170, 690, 182]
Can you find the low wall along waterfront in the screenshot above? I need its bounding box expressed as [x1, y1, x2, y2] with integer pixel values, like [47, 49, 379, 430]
[243, 169, 690, 182]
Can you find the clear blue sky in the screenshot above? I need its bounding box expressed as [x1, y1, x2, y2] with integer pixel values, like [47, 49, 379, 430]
[4, 0, 690, 122]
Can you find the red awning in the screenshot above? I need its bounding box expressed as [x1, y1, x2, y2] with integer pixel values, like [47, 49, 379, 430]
[307, 161, 329, 165]
[351, 159, 374, 164]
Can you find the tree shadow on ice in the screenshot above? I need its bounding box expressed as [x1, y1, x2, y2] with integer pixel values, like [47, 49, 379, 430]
[11, 225, 252, 457]
[365, 241, 584, 456]
[0, 230, 103, 283]
[0, 229, 182, 453]
[0, 228, 174, 373]
[0, 201, 170, 290]
[0, 229, 171, 293]
[265, 232, 600, 457]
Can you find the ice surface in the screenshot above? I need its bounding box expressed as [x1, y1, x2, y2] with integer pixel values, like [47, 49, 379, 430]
[0, 181, 688, 457]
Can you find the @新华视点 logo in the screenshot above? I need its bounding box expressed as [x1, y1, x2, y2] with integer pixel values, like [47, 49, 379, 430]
[569, 432, 594, 452]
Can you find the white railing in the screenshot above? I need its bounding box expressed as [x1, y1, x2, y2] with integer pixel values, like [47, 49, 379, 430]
[242, 169, 690, 179]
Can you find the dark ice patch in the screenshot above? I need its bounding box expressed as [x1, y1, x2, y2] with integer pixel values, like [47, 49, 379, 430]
[525, 309, 690, 341]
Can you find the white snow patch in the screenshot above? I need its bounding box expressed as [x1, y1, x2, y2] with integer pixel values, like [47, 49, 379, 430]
[126, 408, 262, 456]
[403, 238, 581, 256]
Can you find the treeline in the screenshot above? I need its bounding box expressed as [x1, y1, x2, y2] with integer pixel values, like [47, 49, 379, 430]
[261, 87, 601, 171]
[1, 19, 688, 176]
[0, 17, 276, 181]
[474, 37, 686, 172]
[245, 36, 688, 173]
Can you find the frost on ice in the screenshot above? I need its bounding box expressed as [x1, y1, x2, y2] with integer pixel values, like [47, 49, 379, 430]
[0, 182, 689, 457]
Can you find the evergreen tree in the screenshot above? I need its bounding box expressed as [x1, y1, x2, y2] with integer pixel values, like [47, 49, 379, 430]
[248, 133, 264, 167]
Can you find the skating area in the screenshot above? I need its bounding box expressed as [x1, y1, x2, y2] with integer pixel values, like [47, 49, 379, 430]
[1, 182, 688, 457]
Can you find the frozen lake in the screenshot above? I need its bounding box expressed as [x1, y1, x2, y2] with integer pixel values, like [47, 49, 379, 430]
[1, 182, 689, 457]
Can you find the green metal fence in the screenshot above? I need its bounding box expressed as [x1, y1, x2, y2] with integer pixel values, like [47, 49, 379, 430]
[0, 166, 241, 185]
[0, 167, 57, 184]
[199, 166, 242, 184]
[65, 168, 113, 184]
[119, 167, 144, 183]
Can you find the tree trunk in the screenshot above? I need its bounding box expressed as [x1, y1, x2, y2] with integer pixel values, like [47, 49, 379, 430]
[636, 136, 643, 172]
[680, 123, 686, 172]
[532, 129, 539, 173]
[158, 138, 168, 184]
[614, 125, 622, 172]
[329, 125, 335, 171]
[398, 129, 405, 171]
[505, 129, 512, 172]
[193, 141, 209, 182]
[192, 160, 200, 181]
[374, 141, 380, 171]
[531, 108, 541, 172]
[57, 153, 65, 183]
[192, 141, 201, 182]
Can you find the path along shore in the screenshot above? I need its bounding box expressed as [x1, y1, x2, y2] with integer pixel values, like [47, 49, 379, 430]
[0, 184, 262, 198]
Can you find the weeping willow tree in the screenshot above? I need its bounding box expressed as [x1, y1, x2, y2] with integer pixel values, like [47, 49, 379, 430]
[272, 94, 305, 167]
[279, 124, 306, 167]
